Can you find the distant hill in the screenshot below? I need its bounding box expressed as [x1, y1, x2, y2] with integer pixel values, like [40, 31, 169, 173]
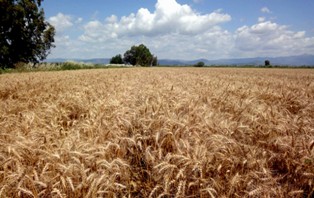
[46, 54, 314, 66]
[158, 55, 314, 66]
[46, 58, 111, 64]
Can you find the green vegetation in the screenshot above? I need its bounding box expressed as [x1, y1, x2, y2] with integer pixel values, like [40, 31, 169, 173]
[60, 62, 85, 70]
[123, 44, 158, 66]
[0, 62, 133, 74]
[110, 54, 124, 64]
[265, 60, 271, 67]
[194, 61, 205, 67]
[1, 62, 313, 75]
[0, 0, 55, 69]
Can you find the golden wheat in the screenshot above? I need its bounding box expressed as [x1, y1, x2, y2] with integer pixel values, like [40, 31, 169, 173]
[0, 68, 313, 197]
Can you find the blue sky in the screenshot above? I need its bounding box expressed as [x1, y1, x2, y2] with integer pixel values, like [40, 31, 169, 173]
[42, 0, 314, 60]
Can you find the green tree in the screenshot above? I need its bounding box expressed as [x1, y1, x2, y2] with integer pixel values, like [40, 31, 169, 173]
[0, 0, 55, 69]
[265, 60, 270, 67]
[110, 54, 123, 64]
[123, 44, 157, 66]
[194, 61, 205, 67]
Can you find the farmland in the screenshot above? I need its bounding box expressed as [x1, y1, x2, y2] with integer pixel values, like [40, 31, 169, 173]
[0, 67, 313, 197]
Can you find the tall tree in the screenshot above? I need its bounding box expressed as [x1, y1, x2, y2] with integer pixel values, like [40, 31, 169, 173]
[123, 44, 157, 66]
[0, 0, 55, 68]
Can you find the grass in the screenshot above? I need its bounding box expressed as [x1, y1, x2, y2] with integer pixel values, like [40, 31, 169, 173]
[1, 62, 313, 75]
[0, 67, 313, 197]
[0, 62, 131, 74]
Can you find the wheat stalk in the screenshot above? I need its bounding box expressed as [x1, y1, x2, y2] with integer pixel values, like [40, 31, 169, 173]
[0, 68, 313, 197]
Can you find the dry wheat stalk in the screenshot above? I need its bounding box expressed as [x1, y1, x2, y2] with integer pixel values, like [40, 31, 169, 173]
[0, 68, 313, 197]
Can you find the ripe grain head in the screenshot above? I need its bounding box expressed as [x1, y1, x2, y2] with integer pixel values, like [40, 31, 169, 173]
[0, 68, 313, 197]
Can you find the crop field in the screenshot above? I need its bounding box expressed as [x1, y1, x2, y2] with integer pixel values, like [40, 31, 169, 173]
[0, 67, 313, 197]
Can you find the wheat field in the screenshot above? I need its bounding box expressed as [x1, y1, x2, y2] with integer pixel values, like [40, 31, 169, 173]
[0, 67, 313, 197]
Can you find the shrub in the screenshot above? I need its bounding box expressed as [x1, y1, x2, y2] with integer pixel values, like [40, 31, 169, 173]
[60, 62, 82, 70]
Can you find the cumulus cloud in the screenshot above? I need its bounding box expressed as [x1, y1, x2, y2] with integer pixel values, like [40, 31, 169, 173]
[145, 26, 233, 59]
[79, 0, 231, 42]
[75, 0, 233, 59]
[47, 1, 314, 60]
[49, 13, 73, 32]
[48, 13, 84, 58]
[79, 21, 106, 42]
[261, 7, 271, 13]
[234, 20, 314, 57]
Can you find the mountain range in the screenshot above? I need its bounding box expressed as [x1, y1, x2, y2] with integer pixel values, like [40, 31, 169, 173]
[46, 54, 314, 66]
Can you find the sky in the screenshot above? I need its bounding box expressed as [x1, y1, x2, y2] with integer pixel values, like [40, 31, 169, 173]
[42, 0, 314, 60]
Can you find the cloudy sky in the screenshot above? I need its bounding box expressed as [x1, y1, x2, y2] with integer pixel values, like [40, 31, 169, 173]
[43, 0, 314, 60]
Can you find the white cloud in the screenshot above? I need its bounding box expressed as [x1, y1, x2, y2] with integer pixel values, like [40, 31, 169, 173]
[75, 0, 232, 59]
[49, 13, 73, 32]
[47, 1, 314, 60]
[251, 21, 278, 34]
[258, 17, 266, 22]
[147, 26, 233, 59]
[79, 0, 231, 42]
[48, 13, 83, 58]
[79, 21, 106, 42]
[234, 20, 314, 57]
[261, 7, 271, 13]
[76, 17, 83, 24]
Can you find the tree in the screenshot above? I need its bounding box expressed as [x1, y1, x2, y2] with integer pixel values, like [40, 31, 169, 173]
[194, 61, 205, 67]
[123, 44, 157, 66]
[110, 54, 123, 64]
[265, 60, 270, 67]
[0, 0, 55, 68]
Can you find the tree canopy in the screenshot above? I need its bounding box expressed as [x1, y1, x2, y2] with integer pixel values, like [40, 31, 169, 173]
[0, 0, 55, 68]
[110, 54, 123, 64]
[194, 61, 205, 67]
[265, 60, 270, 66]
[123, 44, 157, 66]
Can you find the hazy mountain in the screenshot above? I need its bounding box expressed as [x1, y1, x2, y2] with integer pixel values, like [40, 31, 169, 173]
[46, 58, 111, 64]
[201, 54, 314, 66]
[176, 55, 314, 66]
[46, 54, 314, 66]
